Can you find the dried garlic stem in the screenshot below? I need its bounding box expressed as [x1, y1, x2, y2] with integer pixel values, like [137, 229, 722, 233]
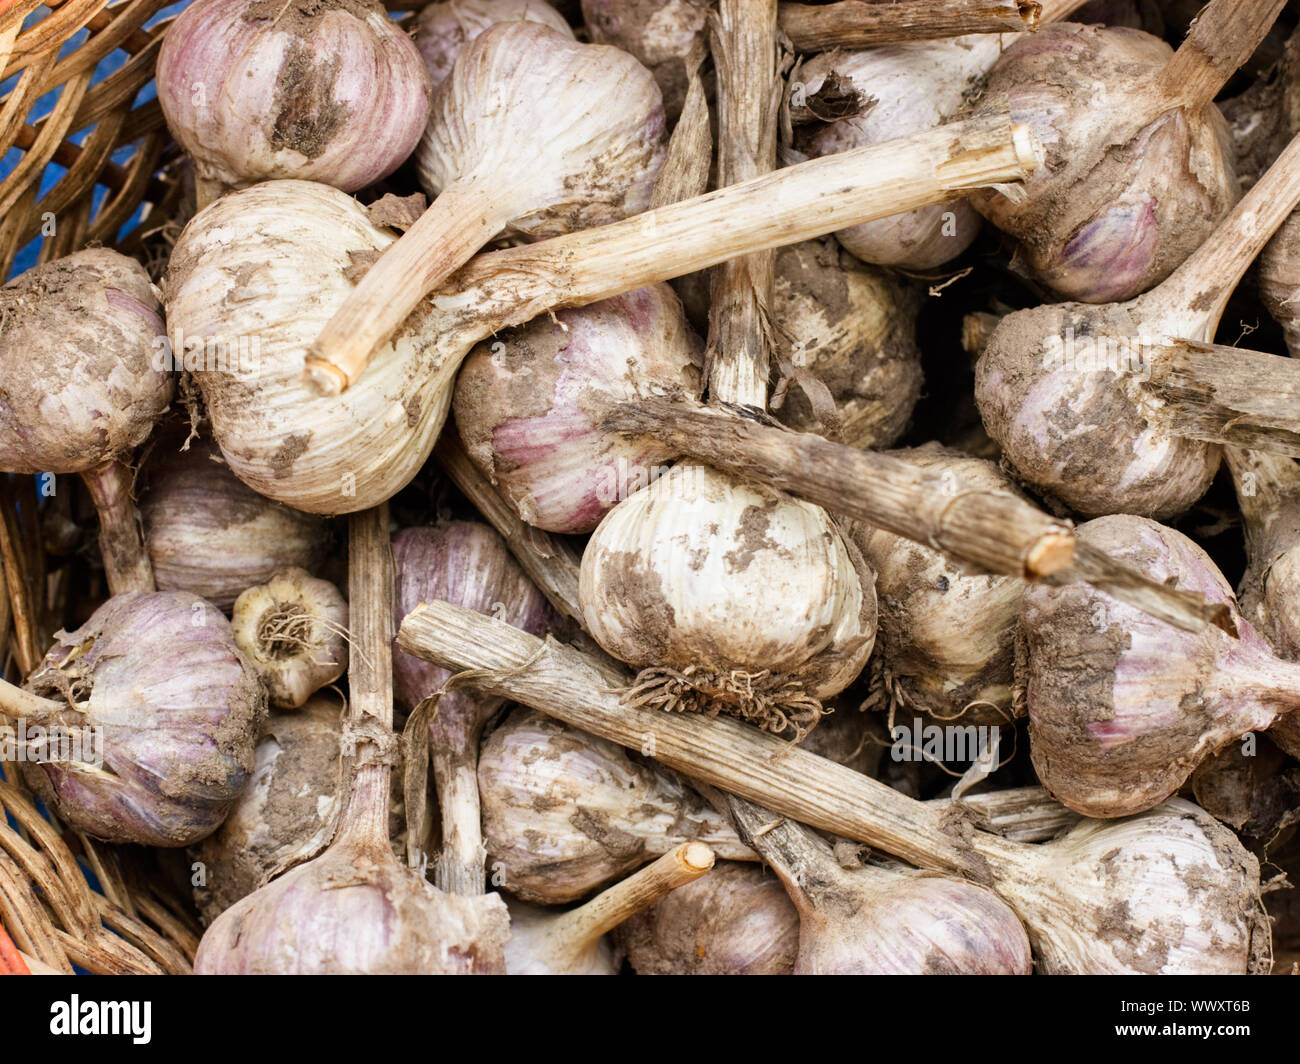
[80, 460, 154, 595]
[548, 843, 714, 956]
[0, 680, 71, 722]
[311, 111, 1041, 395]
[606, 397, 1072, 579]
[430, 743, 486, 895]
[938, 787, 1080, 843]
[778, 0, 1040, 52]
[336, 504, 395, 847]
[1154, 0, 1288, 109]
[649, 47, 711, 209]
[708, 0, 778, 409]
[1143, 340, 1300, 457]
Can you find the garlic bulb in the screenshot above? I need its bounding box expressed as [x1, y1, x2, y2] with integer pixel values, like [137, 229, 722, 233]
[966, 15, 1251, 303]
[975, 130, 1300, 518]
[615, 860, 799, 975]
[164, 180, 454, 514]
[191, 694, 344, 924]
[308, 20, 666, 390]
[770, 238, 922, 449]
[478, 707, 753, 903]
[579, 463, 877, 739]
[156, 0, 432, 198]
[792, 38, 996, 270]
[140, 435, 329, 611]
[0, 249, 169, 594]
[582, 0, 709, 120]
[505, 842, 714, 975]
[990, 799, 1269, 975]
[414, 0, 573, 89]
[726, 795, 1032, 975]
[1192, 734, 1299, 838]
[232, 568, 348, 709]
[16, 591, 265, 847]
[853, 445, 1025, 725]
[391, 522, 550, 894]
[453, 284, 703, 533]
[1018, 514, 1300, 818]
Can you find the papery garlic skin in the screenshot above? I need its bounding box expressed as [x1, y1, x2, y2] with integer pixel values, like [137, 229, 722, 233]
[582, 0, 709, 120]
[1259, 210, 1300, 358]
[479, 708, 749, 903]
[164, 180, 454, 514]
[853, 446, 1024, 724]
[191, 695, 343, 924]
[416, 22, 666, 241]
[968, 24, 1239, 303]
[453, 284, 702, 533]
[794, 39, 995, 270]
[194, 836, 511, 973]
[415, 0, 573, 89]
[21, 592, 265, 848]
[771, 239, 922, 449]
[580, 464, 877, 708]
[1019, 515, 1298, 818]
[974, 300, 1220, 518]
[794, 867, 1032, 976]
[157, 0, 432, 193]
[0, 249, 169, 475]
[232, 568, 348, 709]
[992, 799, 1269, 975]
[615, 862, 799, 975]
[141, 436, 328, 611]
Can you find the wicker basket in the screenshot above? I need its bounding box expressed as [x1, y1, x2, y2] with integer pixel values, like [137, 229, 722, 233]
[0, 0, 215, 974]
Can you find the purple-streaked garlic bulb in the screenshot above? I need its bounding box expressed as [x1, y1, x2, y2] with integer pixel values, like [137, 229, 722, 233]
[195, 506, 510, 974]
[0, 249, 169, 595]
[140, 436, 329, 611]
[191, 693, 343, 924]
[11, 591, 264, 847]
[232, 568, 348, 709]
[479, 707, 753, 903]
[392, 522, 550, 894]
[853, 446, 1025, 725]
[453, 284, 702, 533]
[791, 37, 997, 270]
[726, 795, 1032, 975]
[505, 842, 714, 975]
[306, 21, 666, 392]
[769, 238, 922, 449]
[1018, 514, 1300, 818]
[614, 860, 799, 975]
[156, 0, 432, 200]
[975, 130, 1300, 518]
[582, 0, 709, 120]
[1226, 448, 1300, 761]
[414, 0, 572, 89]
[579, 464, 877, 739]
[965, 14, 1255, 303]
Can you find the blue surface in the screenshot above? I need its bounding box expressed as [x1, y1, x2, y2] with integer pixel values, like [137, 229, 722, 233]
[1, 3, 189, 279]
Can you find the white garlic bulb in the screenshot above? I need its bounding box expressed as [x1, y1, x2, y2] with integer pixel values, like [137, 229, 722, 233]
[579, 463, 877, 738]
[232, 568, 348, 709]
[163, 180, 455, 514]
[414, 0, 573, 89]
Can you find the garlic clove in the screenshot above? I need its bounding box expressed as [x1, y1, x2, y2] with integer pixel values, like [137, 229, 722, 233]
[232, 567, 348, 709]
